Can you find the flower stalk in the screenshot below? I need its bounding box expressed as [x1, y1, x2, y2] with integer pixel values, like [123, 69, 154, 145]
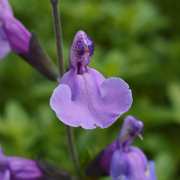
[50, 0, 81, 179]
[65, 125, 82, 179]
[50, 0, 65, 78]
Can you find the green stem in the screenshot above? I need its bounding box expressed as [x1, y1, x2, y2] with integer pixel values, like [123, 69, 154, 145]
[65, 125, 82, 179]
[50, 0, 81, 179]
[50, 0, 65, 77]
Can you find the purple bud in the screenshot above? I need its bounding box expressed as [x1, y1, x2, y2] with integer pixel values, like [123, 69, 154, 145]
[0, 0, 13, 18]
[0, 0, 59, 82]
[3, 16, 31, 54]
[0, 145, 43, 180]
[7, 157, 43, 180]
[68, 30, 94, 74]
[0, 0, 31, 57]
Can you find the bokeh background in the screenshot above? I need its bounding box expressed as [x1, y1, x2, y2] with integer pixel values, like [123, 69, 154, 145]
[0, 0, 180, 179]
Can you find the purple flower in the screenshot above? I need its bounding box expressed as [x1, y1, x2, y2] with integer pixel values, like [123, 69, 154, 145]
[0, 145, 43, 180]
[0, 0, 31, 59]
[50, 30, 133, 129]
[99, 116, 157, 180]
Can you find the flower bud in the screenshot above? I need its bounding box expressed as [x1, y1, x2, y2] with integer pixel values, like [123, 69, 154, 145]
[0, 0, 59, 82]
[0, 144, 43, 180]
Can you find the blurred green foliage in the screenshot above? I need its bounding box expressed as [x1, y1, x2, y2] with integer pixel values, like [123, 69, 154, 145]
[0, 0, 180, 179]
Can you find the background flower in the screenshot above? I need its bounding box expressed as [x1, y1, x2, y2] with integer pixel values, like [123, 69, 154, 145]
[0, 144, 43, 180]
[110, 116, 156, 180]
[0, 0, 31, 58]
[85, 116, 157, 180]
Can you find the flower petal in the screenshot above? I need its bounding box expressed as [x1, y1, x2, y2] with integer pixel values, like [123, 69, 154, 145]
[0, 0, 31, 54]
[0, 22, 11, 59]
[100, 77, 132, 119]
[0, 169, 10, 180]
[146, 161, 157, 180]
[126, 147, 148, 180]
[99, 141, 117, 174]
[0, 0, 13, 20]
[50, 67, 132, 129]
[7, 157, 42, 180]
[110, 150, 129, 180]
[110, 147, 148, 180]
[115, 175, 129, 180]
[2, 15, 31, 54]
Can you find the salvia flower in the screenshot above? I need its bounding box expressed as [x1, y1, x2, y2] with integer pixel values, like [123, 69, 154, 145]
[85, 116, 157, 180]
[0, 144, 43, 180]
[50, 30, 133, 129]
[103, 116, 157, 180]
[0, 0, 31, 59]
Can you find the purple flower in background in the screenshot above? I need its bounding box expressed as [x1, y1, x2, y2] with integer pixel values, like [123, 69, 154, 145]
[99, 116, 157, 180]
[0, 145, 43, 180]
[50, 30, 133, 129]
[0, 0, 31, 59]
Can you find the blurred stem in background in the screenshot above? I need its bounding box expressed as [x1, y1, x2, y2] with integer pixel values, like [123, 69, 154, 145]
[50, 0, 81, 179]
